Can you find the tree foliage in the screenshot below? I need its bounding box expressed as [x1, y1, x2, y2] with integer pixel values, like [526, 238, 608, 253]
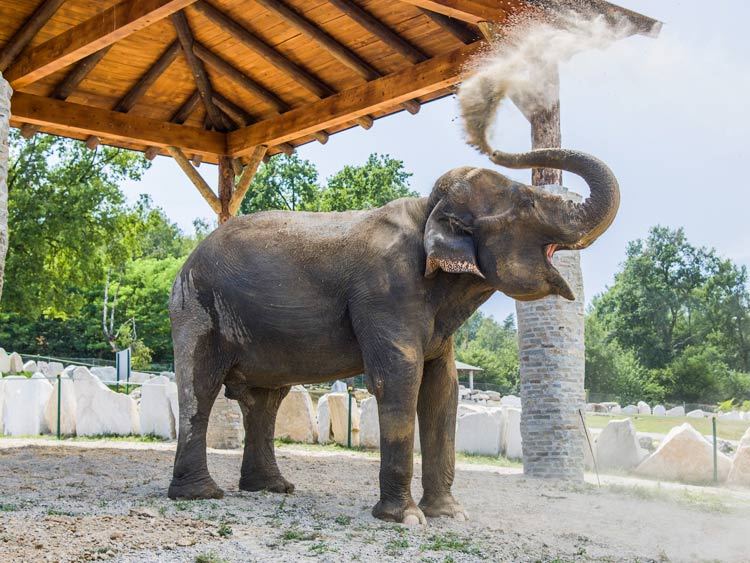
[587, 226, 750, 404]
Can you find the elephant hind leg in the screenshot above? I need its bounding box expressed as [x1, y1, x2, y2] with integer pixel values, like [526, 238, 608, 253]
[168, 332, 229, 501]
[238, 386, 295, 494]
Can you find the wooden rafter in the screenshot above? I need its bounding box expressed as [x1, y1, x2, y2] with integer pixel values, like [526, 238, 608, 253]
[145, 89, 201, 159]
[190, 0, 375, 130]
[171, 9, 225, 131]
[395, 0, 511, 25]
[4, 0, 197, 88]
[228, 40, 483, 157]
[20, 45, 112, 139]
[0, 0, 66, 71]
[419, 7, 479, 44]
[327, 0, 427, 64]
[193, 42, 289, 113]
[256, 0, 420, 115]
[11, 92, 225, 157]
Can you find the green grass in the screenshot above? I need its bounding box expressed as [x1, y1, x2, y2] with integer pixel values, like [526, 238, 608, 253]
[194, 552, 228, 563]
[455, 451, 522, 467]
[421, 533, 481, 555]
[585, 413, 749, 441]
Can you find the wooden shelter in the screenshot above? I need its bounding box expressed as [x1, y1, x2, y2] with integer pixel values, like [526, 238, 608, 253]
[0, 0, 658, 222]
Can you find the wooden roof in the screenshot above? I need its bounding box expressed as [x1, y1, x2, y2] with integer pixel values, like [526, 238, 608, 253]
[0, 0, 659, 164]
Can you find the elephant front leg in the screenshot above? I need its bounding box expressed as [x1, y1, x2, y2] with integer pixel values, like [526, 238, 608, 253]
[417, 349, 468, 520]
[366, 346, 426, 526]
[237, 386, 295, 494]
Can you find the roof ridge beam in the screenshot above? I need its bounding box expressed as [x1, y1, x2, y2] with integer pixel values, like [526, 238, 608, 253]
[5, 0, 197, 88]
[228, 41, 483, 157]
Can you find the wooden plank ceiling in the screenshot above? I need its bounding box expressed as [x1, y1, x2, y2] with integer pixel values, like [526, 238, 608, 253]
[0, 0, 659, 164]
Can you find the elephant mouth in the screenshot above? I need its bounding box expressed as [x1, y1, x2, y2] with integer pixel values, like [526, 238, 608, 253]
[544, 243, 558, 264]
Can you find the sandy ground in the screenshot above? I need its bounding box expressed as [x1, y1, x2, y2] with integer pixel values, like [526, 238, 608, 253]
[1, 438, 749, 563]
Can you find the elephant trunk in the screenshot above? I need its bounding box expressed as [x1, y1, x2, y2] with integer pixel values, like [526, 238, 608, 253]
[489, 148, 620, 249]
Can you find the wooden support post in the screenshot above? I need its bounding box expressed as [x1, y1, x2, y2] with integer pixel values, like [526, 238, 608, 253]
[166, 146, 221, 214]
[218, 156, 234, 223]
[229, 145, 267, 216]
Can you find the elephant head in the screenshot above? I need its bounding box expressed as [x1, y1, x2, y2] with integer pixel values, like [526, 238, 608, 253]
[424, 148, 619, 301]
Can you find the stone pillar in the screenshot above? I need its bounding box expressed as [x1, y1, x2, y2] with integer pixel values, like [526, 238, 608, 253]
[516, 186, 585, 480]
[206, 394, 243, 449]
[0, 72, 11, 303]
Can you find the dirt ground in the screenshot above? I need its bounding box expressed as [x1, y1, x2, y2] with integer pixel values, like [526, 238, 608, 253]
[1, 439, 749, 563]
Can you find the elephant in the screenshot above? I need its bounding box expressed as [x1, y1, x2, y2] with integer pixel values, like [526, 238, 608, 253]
[167, 145, 619, 525]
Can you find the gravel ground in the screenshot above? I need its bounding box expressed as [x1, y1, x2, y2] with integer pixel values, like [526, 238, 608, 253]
[1, 438, 749, 563]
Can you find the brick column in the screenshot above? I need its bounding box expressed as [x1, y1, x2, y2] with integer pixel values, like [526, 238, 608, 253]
[516, 186, 585, 480]
[206, 395, 243, 449]
[0, 72, 11, 303]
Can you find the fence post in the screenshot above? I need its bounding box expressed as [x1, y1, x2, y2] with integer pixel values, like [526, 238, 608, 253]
[56, 373, 62, 440]
[347, 386, 353, 449]
[712, 414, 718, 484]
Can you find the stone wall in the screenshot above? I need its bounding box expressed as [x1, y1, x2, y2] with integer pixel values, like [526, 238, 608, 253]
[0, 72, 11, 302]
[206, 394, 243, 449]
[516, 186, 585, 480]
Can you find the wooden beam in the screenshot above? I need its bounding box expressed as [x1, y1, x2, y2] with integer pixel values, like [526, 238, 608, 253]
[327, 0, 427, 64]
[228, 41, 483, 156]
[144, 89, 201, 159]
[256, 0, 421, 116]
[191, 0, 376, 132]
[256, 0, 381, 81]
[0, 0, 66, 72]
[171, 10, 225, 131]
[212, 92, 253, 126]
[12, 92, 225, 157]
[419, 7, 479, 44]
[167, 145, 221, 214]
[20, 45, 112, 139]
[397, 0, 511, 25]
[191, 0, 334, 98]
[5, 0, 197, 88]
[193, 42, 289, 112]
[115, 40, 181, 113]
[229, 145, 268, 215]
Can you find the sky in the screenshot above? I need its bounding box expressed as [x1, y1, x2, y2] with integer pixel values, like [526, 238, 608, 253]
[121, 0, 750, 322]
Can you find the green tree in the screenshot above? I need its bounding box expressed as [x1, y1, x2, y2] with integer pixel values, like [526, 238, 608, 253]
[318, 154, 417, 211]
[3, 131, 149, 317]
[239, 154, 320, 213]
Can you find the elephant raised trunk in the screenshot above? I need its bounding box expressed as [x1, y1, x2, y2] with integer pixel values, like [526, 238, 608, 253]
[488, 148, 620, 250]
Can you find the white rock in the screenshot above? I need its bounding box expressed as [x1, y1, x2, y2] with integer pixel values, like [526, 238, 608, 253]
[23, 360, 38, 373]
[500, 395, 521, 408]
[45, 362, 64, 377]
[8, 352, 24, 374]
[595, 418, 647, 471]
[129, 371, 154, 384]
[317, 394, 331, 444]
[503, 407, 522, 459]
[0, 378, 5, 434]
[637, 401, 651, 415]
[326, 392, 359, 447]
[740, 427, 750, 449]
[139, 376, 175, 439]
[0, 349, 10, 373]
[666, 406, 685, 417]
[718, 411, 742, 421]
[456, 409, 504, 456]
[457, 403, 486, 416]
[728, 444, 750, 487]
[636, 423, 731, 483]
[73, 367, 140, 436]
[652, 405, 666, 416]
[275, 385, 317, 444]
[686, 409, 706, 418]
[622, 405, 638, 415]
[2, 374, 53, 436]
[600, 402, 620, 413]
[44, 373, 76, 435]
[485, 390, 501, 400]
[359, 397, 380, 449]
[90, 366, 116, 383]
[331, 380, 347, 393]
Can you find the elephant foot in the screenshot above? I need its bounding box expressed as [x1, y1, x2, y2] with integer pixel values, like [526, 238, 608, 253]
[239, 474, 295, 494]
[168, 475, 224, 500]
[372, 498, 426, 526]
[419, 493, 469, 521]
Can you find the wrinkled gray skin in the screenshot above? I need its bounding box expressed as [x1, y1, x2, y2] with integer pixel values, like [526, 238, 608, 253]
[168, 147, 619, 525]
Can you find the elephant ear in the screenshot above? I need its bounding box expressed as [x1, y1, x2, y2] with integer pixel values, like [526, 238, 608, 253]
[424, 199, 484, 279]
